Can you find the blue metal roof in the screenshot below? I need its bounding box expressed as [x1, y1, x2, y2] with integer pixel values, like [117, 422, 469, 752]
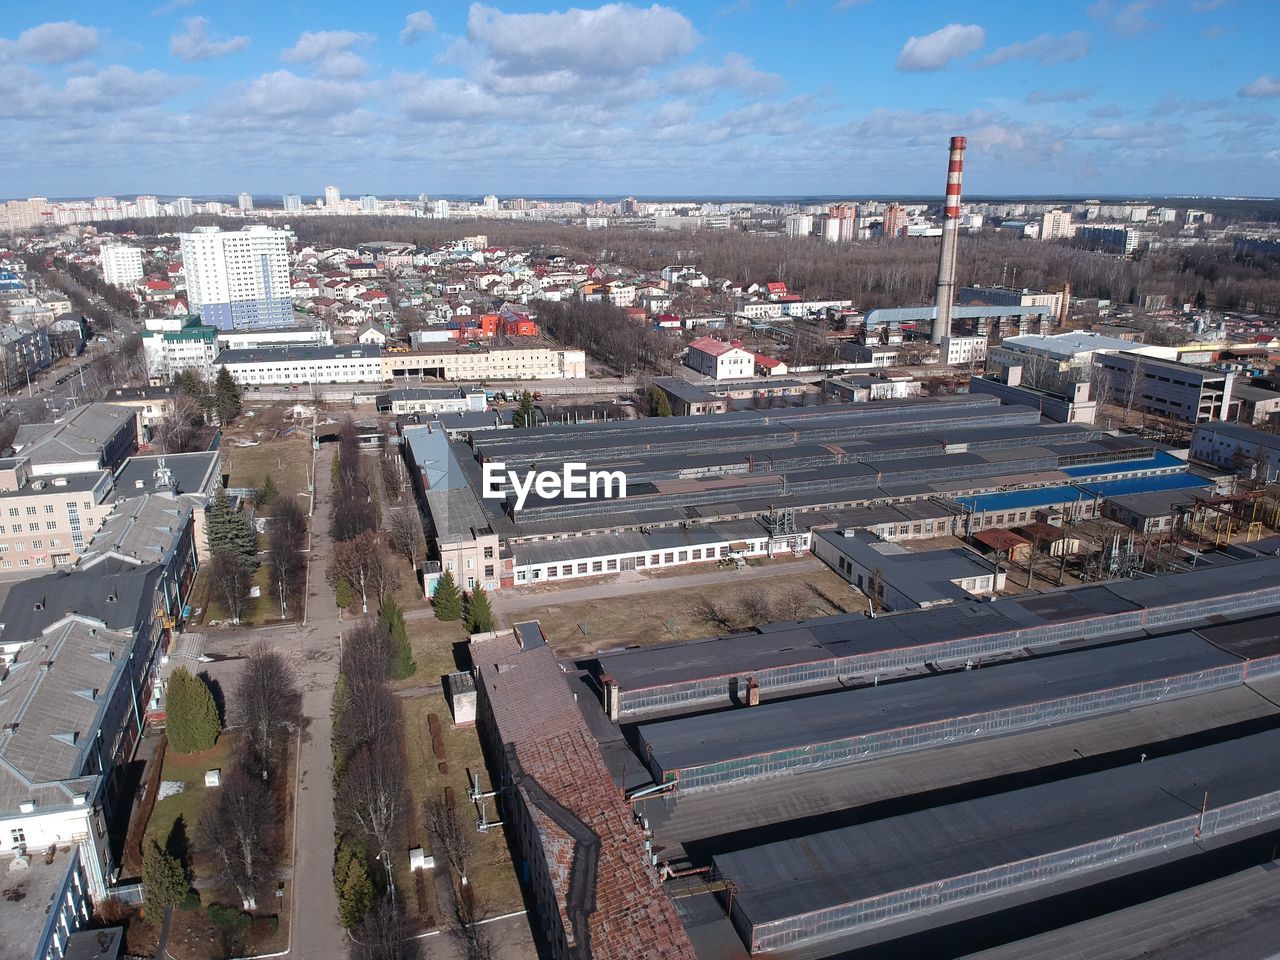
[1061, 450, 1185, 478]
[1080, 472, 1214, 498]
[953, 485, 1091, 514]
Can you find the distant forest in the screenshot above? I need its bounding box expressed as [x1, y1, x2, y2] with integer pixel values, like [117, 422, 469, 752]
[101, 215, 1280, 317]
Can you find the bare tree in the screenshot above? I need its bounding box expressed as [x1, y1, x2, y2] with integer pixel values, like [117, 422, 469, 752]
[425, 795, 474, 887]
[739, 591, 775, 627]
[450, 884, 495, 960]
[385, 507, 424, 569]
[776, 585, 812, 621]
[209, 551, 252, 623]
[328, 531, 399, 613]
[199, 764, 273, 910]
[154, 392, 204, 453]
[334, 669, 400, 761]
[234, 644, 302, 780]
[268, 498, 307, 617]
[688, 594, 736, 632]
[336, 734, 404, 860]
[352, 899, 420, 960]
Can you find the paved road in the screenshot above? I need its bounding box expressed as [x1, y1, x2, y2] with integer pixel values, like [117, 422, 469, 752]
[194, 443, 346, 958]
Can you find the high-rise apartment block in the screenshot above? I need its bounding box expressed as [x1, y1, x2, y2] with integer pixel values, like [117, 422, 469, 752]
[179, 225, 292, 330]
[324, 185, 341, 208]
[283, 193, 303, 212]
[1041, 209, 1073, 241]
[99, 244, 144, 288]
[135, 195, 160, 218]
[882, 202, 907, 238]
[360, 195, 378, 213]
[237, 192, 253, 212]
[173, 197, 194, 217]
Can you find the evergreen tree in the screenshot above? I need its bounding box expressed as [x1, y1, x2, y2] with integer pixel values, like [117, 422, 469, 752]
[165, 667, 221, 753]
[465, 586, 495, 634]
[143, 839, 188, 919]
[336, 850, 373, 929]
[514, 391, 537, 428]
[206, 487, 259, 571]
[650, 385, 673, 417]
[379, 595, 416, 680]
[257, 474, 278, 506]
[335, 577, 353, 609]
[214, 367, 243, 426]
[433, 569, 462, 621]
[175, 369, 213, 416]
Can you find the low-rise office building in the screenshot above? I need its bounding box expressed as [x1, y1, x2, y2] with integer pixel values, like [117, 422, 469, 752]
[684, 336, 755, 380]
[1192, 421, 1280, 483]
[374, 387, 487, 416]
[12, 404, 137, 478]
[216, 343, 383, 385]
[1096, 352, 1236, 423]
[382, 338, 586, 382]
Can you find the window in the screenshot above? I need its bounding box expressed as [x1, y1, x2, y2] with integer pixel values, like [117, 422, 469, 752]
[591, 561, 603, 573]
[43, 504, 54, 514]
[45, 522, 56, 530]
[9, 828, 24, 845]
[483, 545, 494, 559]
[32, 540, 42, 549]
[25, 506, 36, 516]
[27, 523, 37, 532]
[577, 563, 587, 574]
[484, 565, 495, 578]
[6, 508, 16, 518]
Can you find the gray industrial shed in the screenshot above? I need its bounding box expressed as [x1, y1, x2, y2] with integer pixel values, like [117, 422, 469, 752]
[714, 727, 1280, 953]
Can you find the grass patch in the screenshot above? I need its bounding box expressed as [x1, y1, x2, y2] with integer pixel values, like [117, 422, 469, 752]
[401, 693, 523, 917]
[193, 565, 291, 627]
[222, 433, 312, 500]
[514, 566, 863, 658]
[143, 734, 236, 857]
[393, 618, 471, 691]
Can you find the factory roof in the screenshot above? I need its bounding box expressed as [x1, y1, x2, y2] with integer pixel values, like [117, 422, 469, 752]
[13, 403, 134, 465]
[0, 559, 161, 645]
[1080, 471, 1215, 498]
[816, 529, 1001, 606]
[1194, 421, 1280, 451]
[1059, 448, 1182, 477]
[713, 727, 1280, 931]
[639, 632, 1238, 776]
[1000, 331, 1142, 358]
[402, 424, 471, 492]
[215, 343, 380, 364]
[514, 519, 767, 567]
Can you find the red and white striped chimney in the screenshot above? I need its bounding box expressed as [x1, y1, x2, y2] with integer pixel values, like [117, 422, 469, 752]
[932, 135, 966, 345]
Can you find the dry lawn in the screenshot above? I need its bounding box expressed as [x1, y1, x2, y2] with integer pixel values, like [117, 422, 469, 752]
[400, 693, 524, 918]
[222, 432, 313, 500]
[394, 617, 473, 690]
[517, 567, 863, 659]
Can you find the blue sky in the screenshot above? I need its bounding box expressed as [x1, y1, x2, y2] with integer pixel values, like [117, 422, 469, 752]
[1, 1, 1277, 198]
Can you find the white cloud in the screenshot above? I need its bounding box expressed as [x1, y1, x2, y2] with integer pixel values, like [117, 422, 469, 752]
[1240, 75, 1280, 98]
[466, 3, 699, 79]
[981, 31, 1090, 67]
[170, 17, 250, 62]
[1026, 88, 1094, 105]
[282, 30, 375, 78]
[13, 21, 99, 64]
[399, 75, 501, 120]
[400, 11, 437, 45]
[241, 69, 372, 117]
[63, 66, 176, 110]
[896, 23, 984, 72]
[665, 53, 783, 95]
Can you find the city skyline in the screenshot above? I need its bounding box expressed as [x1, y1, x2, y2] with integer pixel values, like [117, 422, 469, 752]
[1, 2, 1279, 198]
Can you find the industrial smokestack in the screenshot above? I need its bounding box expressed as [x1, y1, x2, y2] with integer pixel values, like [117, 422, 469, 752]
[932, 135, 966, 346]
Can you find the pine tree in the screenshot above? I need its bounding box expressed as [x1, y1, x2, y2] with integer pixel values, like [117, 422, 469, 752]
[258, 474, 278, 506]
[214, 367, 243, 426]
[206, 487, 259, 571]
[514, 391, 537, 428]
[335, 577, 353, 609]
[143, 839, 188, 919]
[465, 586, 494, 634]
[165, 667, 221, 753]
[337, 851, 373, 929]
[380, 595, 416, 680]
[433, 569, 462, 621]
[650, 385, 673, 417]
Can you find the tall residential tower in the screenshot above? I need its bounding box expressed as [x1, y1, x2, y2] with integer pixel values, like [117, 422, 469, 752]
[179, 225, 292, 330]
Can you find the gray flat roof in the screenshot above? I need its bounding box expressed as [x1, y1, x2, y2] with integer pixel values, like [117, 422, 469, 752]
[714, 727, 1280, 930]
[216, 343, 380, 363]
[109, 451, 219, 501]
[638, 632, 1238, 775]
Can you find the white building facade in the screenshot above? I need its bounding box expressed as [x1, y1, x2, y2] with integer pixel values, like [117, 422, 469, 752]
[99, 245, 143, 288]
[179, 225, 293, 330]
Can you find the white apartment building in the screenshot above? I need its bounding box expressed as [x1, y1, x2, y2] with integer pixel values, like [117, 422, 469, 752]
[237, 192, 253, 211]
[324, 185, 341, 208]
[180, 225, 293, 330]
[684, 337, 755, 380]
[217, 344, 383, 384]
[786, 213, 814, 238]
[99, 245, 144, 288]
[216, 324, 333, 351]
[283, 193, 303, 212]
[135, 195, 160, 218]
[1041, 209, 1073, 241]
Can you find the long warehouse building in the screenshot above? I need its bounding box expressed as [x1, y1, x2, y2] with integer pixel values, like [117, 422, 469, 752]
[714, 727, 1280, 954]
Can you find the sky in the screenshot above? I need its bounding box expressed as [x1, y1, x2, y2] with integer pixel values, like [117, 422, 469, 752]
[1, 1, 1278, 199]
